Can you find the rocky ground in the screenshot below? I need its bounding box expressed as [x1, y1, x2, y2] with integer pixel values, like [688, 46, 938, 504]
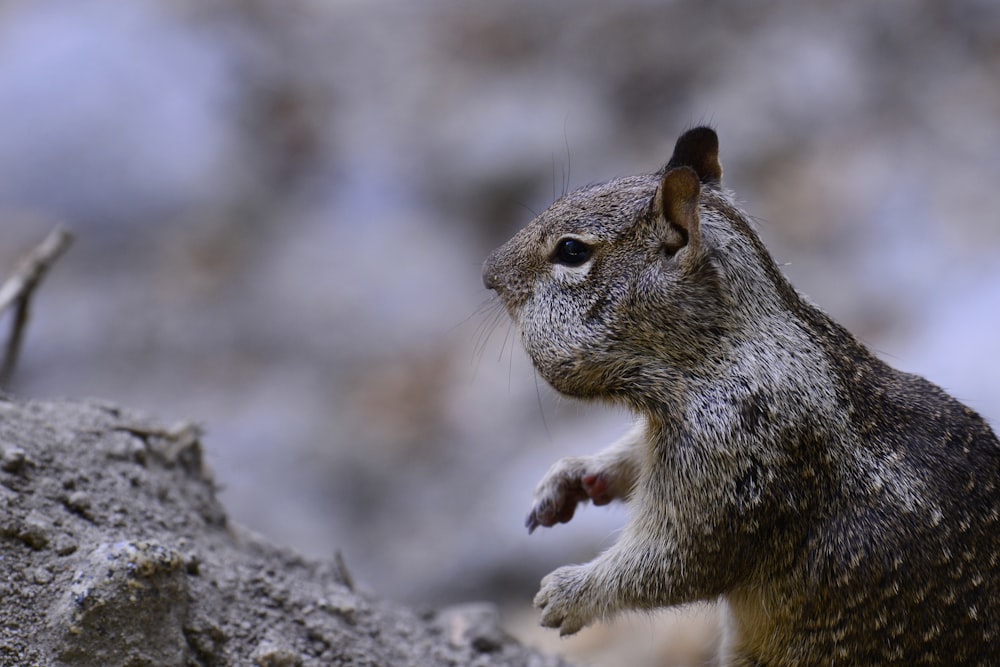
[0, 396, 568, 667]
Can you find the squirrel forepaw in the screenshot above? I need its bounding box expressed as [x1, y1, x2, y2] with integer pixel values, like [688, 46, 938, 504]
[534, 564, 598, 636]
[526, 457, 616, 533]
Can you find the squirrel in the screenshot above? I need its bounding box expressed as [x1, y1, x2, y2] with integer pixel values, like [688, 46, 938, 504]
[482, 127, 1000, 666]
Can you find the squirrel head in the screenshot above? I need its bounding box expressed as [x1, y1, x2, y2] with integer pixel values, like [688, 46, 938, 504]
[483, 127, 783, 405]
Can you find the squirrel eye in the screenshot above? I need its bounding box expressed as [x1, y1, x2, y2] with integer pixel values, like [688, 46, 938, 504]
[551, 237, 593, 267]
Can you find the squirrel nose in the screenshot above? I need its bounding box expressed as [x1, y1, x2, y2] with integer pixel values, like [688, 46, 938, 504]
[482, 266, 498, 291]
[482, 258, 500, 291]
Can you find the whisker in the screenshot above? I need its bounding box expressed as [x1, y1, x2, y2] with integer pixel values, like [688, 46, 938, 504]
[473, 303, 506, 363]
[451, 294, 498, 334]
[534, 370, 552, 441]
[514, 199, 539, 219]
[467, 298, 507, 381]
[551, 151, 557, 202]
[507, 322, 515, 393]
[562, 118, 572, 196]
[471, 306, 499, 353]
[498, 315, 514, 363]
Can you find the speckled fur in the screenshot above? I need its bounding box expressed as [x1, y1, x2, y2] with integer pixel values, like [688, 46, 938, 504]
[482, 127, 1000, 666]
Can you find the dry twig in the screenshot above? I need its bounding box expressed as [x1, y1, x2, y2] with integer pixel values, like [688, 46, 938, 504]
[0, 226, 74, 386]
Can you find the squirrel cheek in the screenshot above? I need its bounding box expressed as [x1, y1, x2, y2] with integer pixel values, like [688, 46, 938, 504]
[550, 263, 592, 285]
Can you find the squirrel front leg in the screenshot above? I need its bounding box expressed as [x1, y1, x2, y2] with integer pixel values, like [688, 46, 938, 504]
[534, 516, 680, 636]
[526, 420, 645, 533]
[532, 425, 717, 636]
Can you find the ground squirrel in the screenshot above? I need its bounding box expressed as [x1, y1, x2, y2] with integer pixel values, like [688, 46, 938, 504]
[482, 127, 1000, 666]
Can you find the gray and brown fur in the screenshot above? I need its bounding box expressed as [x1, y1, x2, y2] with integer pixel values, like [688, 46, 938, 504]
[482, 127, 1000, 666]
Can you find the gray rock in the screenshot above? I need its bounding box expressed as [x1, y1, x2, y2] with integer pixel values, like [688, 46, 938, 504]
[0, 398, 571, 667]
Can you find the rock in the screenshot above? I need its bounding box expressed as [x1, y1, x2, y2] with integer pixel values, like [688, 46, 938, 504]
[64, 490, 92, 518]
[50, 541, 190, 667]
[252, 638, 304, 667]
[1, 445, 28, 473]
[0, 398, 571, 667]
[435, 603, 510, 653]
[21, 510, 52, 550]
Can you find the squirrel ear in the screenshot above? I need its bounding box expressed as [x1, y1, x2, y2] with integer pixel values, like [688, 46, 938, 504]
[665, 126, 722, 186]
[654, 166, 702, 254]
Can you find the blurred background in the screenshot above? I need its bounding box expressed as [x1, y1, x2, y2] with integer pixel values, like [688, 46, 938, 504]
[1, 0, 998, 664]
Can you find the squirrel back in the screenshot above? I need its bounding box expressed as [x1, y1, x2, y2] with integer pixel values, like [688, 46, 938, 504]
[483, 127, 1000, 665]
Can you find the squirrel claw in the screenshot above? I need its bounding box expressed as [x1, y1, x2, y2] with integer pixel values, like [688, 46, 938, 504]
[527, 457, 611, 533]
[526, 494, 580, 534]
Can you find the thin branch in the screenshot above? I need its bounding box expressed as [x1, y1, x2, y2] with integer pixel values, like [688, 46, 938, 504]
[0, 225, 74, 386]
